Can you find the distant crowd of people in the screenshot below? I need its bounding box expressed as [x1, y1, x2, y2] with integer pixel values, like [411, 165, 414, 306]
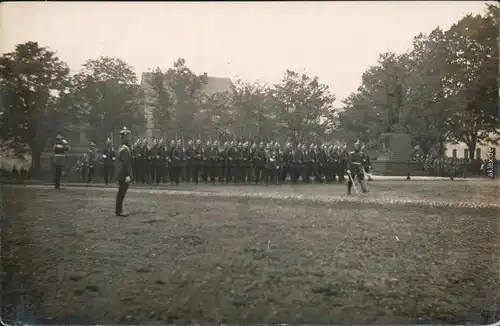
[413, 153, 497, 178]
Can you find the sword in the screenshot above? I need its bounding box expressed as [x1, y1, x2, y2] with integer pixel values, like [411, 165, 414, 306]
[347, 171, 359, 194]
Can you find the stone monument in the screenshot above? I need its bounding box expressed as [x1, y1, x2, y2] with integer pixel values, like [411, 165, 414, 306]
[372, 131, 412, 175]
[371, 84, 413, 176]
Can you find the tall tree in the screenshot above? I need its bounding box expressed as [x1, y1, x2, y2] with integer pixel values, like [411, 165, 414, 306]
[230, 80, 277, 141]
[445, 10, 500, 158]
[73, 56, 145, 145]
[404, 28, 455, 155]
[271, 70, 336, 144]
[147, 67, 174, 138]
[338, 53, 410, 145]
[0, 41, 72, 173]
[148, 58, 208, 140]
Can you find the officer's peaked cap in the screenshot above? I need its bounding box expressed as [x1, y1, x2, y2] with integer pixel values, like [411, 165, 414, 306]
[120, 126, 131, 136]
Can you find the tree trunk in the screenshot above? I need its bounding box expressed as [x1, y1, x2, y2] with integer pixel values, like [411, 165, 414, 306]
[468, 142, 476, 160]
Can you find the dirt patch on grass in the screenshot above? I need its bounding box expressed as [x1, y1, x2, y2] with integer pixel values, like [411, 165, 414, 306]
[2, 186, 499, 324]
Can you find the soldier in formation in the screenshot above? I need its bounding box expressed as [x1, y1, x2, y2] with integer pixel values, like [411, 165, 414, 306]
[102, 137, 116, 185]
[52, 134, 69, 189]
[86, 141, 97, 182]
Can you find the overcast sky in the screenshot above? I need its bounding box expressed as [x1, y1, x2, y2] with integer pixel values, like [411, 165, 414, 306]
[1, 1, 493, 105]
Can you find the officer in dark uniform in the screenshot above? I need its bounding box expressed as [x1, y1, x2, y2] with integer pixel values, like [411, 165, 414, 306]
[150, 139, 162, 184]
[346, 142, 368, 195]
[205, 140, 218, 183]
[167, 140, 176, 183]
[170, 140, 184, 185]
[317, 144, 328, 183]
[265, 144, 279, 185]
[281, 142, 292, 182]
[139, 139, 149, 184]
[185, 140, 195, 183]
[253, 142, 266, 184]
[192, 139, 204, 184]
[291, 144, 302, 184]
[226, 141, 237, 183]
[116, 127, 133, 217]
[87, 141, 97, 182]
[218, 141, 228, 183]
[234, 142, 244, 183]
[158, 139, 167, 183]
[53, 134, 69, 189]
[102, 137, 116, 185]
[132, 139, 140, 183]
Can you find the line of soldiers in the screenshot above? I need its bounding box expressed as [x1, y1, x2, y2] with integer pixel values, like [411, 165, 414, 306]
[118, 138, 373, 185]
[78, 138, 116, 184]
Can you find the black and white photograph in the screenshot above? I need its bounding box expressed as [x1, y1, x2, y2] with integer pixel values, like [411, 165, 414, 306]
[1, 1, 499, 324]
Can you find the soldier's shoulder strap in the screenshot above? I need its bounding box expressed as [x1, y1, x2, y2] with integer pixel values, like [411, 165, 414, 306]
[119, 144, 131, 154]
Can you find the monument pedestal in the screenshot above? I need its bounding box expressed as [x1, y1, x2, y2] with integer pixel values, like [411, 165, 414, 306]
[371, 133, 412, 176]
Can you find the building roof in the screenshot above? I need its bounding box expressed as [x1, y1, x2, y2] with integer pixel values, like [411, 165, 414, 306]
[140, 72, 233, 96]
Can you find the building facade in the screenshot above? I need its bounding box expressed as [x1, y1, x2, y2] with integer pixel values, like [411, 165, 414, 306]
[445, 131, 499, 160]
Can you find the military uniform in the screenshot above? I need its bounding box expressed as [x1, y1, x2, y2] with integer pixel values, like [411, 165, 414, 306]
[281, 144, 292, 182]
[53, 135, 69, 189]
[158, 140, 167, 183]
[185, 141, 195, 183]
[218, 142, 228, 183]
[192, 140, 204, 184]
[102, 138, 116, 185]
[265, 146, 279, 185]
[150, 140, 162, 184]
[347, 143, 368, 195]
[166, 140, 175, 183]
[86, 142, 97, 182]
[205, 142, 218, 183]
[138, 139, 149, 184]
[290, 145, 302, 183]
[170, 140, 184, 185]
[116, 127, 133, 217]
[132, 140, 140, 183]
[252, 143, 266, 184]
[317, 144, 328, 183]
[226, 141, 237, 183]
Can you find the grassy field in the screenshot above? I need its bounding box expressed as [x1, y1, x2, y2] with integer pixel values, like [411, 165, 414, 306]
[2, 182, 499, 324]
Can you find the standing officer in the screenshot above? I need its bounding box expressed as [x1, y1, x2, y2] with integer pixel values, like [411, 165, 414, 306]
[102, 137, 116, 185]
[192, 139, 204, 184]
[158, 139, 167, 183]
[116, 127, 133, 217]
[149, 139, 161, 184]
[170, 140, 184, 185]
[53, 134, 69, 189]
[87, 141, 97, 182]
[132, 139, 140, 183]
[346, 142, 368, 195]
[185, 140, 195, 183]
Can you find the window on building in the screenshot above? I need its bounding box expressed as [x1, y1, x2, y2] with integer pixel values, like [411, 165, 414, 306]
[476, 148, 481, 159]
[452, 149, 457, 158]
[464, 149, 469, 159]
